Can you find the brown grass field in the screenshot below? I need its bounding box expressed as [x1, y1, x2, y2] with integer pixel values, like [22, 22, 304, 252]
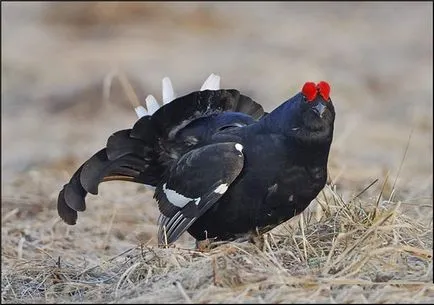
[2, 2, 433, 303]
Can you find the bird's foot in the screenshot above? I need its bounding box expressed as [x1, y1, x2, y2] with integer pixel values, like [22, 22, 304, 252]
[230, 232, 266, 251]
[248, 233, 266, 251]
[196, 238, 221, 252]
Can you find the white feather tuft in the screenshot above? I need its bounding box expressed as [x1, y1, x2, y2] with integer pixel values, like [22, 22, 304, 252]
[145, 94, 160, 115]
[162, 77, 176, 104]
[134, 106, 148, 118]
[145, 95, 160, 115]
[200, 73, 221, 91]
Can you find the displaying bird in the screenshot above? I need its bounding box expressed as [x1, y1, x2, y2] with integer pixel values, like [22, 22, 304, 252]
[57, 74, 335, 246]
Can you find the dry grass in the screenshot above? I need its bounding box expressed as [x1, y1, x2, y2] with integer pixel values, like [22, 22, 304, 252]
[2, 173, 433, 303]
[2, 3, 432, 303]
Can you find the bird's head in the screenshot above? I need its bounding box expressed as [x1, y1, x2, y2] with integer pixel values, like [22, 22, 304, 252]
[262, 81, 335, 145]
[297, 81, 335, 133]
[292, 81, 335, 146]
[290, 81, 335, 145]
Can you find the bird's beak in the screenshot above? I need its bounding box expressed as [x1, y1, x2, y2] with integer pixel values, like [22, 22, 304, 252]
[312, 103, 326, 118]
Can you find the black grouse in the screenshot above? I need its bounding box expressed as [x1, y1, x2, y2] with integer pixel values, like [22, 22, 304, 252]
[57, 74, 336, 245]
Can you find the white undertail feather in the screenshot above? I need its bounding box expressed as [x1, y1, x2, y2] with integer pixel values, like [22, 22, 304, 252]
[145, 94, 160, 115]
[200, 73, 221, 91]
[162, 77, 176, 104]
[134, 106, 148, 118]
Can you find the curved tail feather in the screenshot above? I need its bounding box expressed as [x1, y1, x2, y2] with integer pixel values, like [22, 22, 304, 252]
[57, 125, 163, 225]
[106, 129, 153, 161]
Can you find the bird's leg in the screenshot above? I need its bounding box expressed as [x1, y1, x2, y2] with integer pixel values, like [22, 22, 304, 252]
[196, 239, 213, 252]
[249, 227, 266, 251]
[196, 230, 220, 252]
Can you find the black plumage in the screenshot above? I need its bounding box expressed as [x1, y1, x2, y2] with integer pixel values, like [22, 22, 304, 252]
[57, 81, 335, 246]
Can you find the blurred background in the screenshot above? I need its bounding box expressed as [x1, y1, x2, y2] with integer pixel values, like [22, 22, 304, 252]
[1, 2, 432, 231]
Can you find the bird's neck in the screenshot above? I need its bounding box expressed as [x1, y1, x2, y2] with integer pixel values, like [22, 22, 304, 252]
[294, 141, 331, 167]
[259, 100, 300, 136]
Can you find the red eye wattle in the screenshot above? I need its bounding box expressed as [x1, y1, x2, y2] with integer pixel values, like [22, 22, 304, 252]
[301, 82, 317, 102]
[317, 81, 331, 101]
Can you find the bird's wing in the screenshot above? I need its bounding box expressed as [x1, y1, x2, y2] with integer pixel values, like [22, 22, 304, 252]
[155, 142, 245, 245]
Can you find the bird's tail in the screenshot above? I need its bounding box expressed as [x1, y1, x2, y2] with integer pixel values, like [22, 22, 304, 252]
[57, 74, 180, 226]
[57, 116, 164, 225]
